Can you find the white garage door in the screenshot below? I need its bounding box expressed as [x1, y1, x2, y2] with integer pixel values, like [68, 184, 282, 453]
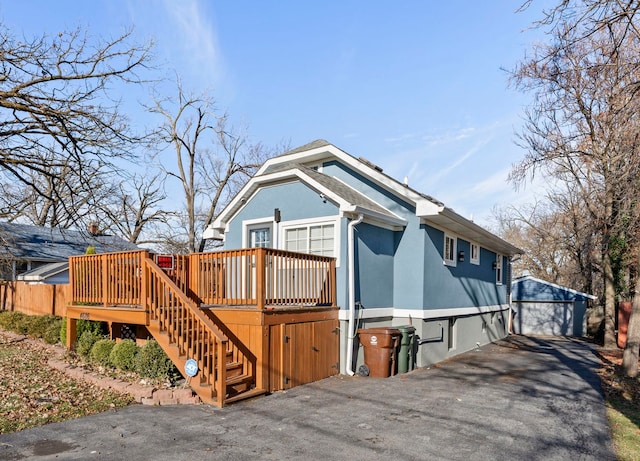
[512, 301, 575, 336]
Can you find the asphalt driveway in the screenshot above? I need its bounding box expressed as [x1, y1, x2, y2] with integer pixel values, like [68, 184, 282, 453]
[0, 336, 616, 461]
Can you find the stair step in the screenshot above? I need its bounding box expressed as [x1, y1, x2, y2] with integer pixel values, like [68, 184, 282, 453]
[225, 373, 253, 386]
[224, 388, 267, 405]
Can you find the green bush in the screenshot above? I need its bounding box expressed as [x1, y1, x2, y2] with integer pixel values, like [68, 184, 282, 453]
[42, 316, 62, 344]
[0, 311, 30, 334]
[90, 339, 116, 367]
[59, 318, 67, 344]
[0, 312, 61, 344]
[60, 318, 107, 346]
[76, 330, 102, 360]
[135, 340, 176, 380]
[27, 315, 52, 339]
[77, 319, 108, 337]
[109, 339, 138, 371]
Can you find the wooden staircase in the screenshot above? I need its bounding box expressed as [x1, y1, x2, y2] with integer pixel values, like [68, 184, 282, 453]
[142, 257, 265, 406]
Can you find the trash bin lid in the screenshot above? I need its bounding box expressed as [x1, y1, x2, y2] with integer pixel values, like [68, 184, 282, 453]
[397, 325, 416, 333]
[357, 327, 401, 336]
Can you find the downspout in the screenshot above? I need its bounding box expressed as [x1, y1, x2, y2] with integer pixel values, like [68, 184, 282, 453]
[346, 213, 364, 376]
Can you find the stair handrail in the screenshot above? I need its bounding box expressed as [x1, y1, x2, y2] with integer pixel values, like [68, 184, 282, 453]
[143, 256, 229, 406]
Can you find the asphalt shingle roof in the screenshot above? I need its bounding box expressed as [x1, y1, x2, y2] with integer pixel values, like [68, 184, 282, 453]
[0, 222, 139, 262]
[260, 163, 400, 221]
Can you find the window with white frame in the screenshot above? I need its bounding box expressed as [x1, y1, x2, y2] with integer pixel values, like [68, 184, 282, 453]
[444, 233, 456, 266]
[495, 254, 503, 285]
[250, 227, 271, 248]
[284, 222, 335, 257]
[470, 243, 480, 265]
[244, 221, 274, 248]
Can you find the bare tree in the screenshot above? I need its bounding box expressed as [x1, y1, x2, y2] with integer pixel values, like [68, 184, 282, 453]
[516, 0, 640, 373]
[0, 149, 115, 228]
[510, 21, 640, 349]
[0, 25, 153, 228]
[97, 171, 172, 245]
[149, 82, 273, 254]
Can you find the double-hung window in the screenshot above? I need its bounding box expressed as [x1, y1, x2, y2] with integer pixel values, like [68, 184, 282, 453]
[444, 233, 456, 266]
[470, 243, 480, 265]
[285, 223, 335, 257]
[495, 254, 503, 285]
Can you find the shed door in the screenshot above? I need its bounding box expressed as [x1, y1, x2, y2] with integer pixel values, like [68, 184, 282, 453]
[272, 319, 339, 391]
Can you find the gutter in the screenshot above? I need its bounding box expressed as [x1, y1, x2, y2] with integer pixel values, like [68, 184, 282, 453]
[345, 213, 364, 376]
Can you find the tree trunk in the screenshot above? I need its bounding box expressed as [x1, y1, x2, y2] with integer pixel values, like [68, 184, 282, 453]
[622, 250, 640, 376]
[603, 247, 617, 348]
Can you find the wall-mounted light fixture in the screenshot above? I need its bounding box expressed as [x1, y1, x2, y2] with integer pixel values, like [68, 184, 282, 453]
[458, 250, 465, 262]
[274, 208, 281, 223]
[319, 193, 327, 203]
[492, 261, 498, 270]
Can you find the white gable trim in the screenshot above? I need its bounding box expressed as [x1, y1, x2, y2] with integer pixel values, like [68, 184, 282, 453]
[208, 166, 406, 235]
[513, 275, 597, 300]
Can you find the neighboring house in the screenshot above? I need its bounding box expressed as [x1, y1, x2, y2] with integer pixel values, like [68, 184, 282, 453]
[511, 275, 596, 337]
[0, 222, 139, 282]
[204, 140, 522, 374]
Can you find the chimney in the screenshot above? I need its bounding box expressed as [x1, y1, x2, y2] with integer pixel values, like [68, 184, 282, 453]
[88, 222, 100, 236]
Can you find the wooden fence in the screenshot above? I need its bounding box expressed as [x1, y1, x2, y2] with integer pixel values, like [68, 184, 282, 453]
[0, 282, 70, 317]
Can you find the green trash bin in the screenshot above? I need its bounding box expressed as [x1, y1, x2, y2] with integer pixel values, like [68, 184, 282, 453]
[397, 325, 416, 373]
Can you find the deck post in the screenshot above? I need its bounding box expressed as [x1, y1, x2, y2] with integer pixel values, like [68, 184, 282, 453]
[329, 258, 337, 306]
[66, 317, 77, 350]
[256, 249, 266, 310]
[141, 254, 149, 325]
[102, 255, 109, 308]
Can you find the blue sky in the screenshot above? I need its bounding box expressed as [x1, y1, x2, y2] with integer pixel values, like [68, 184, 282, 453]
[1, 1, 551, 228]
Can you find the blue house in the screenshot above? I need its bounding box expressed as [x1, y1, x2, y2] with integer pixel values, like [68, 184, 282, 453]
[511, 275, 596, 336]
[204, 140, 522, 374]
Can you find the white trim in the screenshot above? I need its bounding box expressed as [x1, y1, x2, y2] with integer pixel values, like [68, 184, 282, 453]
[470, 242, 480, 265]
[444, 233, 457, 267]
[242, 217, 275, 248]
[337, 304, 510, 321]
[280, 216, 341, 266]
[495, 254, 503, 285]
[210, 140, 521, 256]
[513, 275, 598, 300]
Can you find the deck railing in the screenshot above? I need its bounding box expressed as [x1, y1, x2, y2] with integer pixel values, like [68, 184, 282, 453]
[70, 248, 336, 309]
[70, 250, 149, 307]
[189, 248, 336, 308]
[143, 257, 227, 405]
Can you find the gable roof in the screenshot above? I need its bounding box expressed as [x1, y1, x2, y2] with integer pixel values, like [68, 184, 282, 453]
[511, 275, 597, 302]
[0, 222, 139, 262]
[208, 140, 522, 255]
[16, 261, 69, 283]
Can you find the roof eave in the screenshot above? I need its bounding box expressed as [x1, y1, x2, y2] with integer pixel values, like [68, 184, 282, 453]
[419, 206, 523, 256]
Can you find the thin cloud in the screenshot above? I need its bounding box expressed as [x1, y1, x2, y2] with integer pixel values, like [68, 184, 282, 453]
[162, 0, 222, 86]
[422, 127, 476, 146]
[430, 136, 492, 184]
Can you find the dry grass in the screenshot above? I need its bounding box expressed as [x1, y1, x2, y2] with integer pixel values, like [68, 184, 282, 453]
[0, 331, 133, 434]
[597, 349, 640, 461]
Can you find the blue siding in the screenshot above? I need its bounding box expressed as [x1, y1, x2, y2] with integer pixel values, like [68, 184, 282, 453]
[512, 278, 591, 302]
[354, 223, 394, 308]
[224, 182, 338, 249]
[224, 181, 351, 310]
[422, 226, 507, 309]
[224, 159, 511, 315]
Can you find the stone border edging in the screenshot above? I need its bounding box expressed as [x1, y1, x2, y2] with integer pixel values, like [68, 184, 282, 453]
[1, 330, 201, 406]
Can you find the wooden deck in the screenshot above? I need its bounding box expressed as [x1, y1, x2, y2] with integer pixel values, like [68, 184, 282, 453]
[67, 249, 338, 407]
